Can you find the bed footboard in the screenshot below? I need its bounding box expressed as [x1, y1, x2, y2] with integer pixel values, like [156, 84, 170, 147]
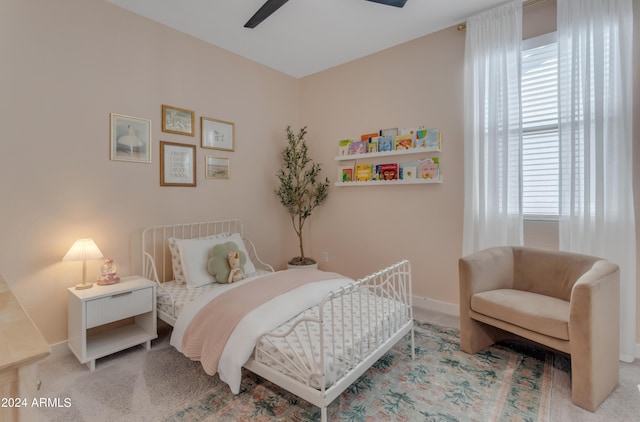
[245, 260, 414, 422]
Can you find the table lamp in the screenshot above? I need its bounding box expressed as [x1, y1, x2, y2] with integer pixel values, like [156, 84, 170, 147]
[63, 238, 104, 290]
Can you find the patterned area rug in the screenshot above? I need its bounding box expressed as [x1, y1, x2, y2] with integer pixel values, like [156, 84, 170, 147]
[166, 321, 553, 421]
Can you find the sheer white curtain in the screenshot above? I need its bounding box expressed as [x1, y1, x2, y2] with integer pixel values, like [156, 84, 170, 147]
[557, 0, 636, 362]
[462, 1, 523, 256]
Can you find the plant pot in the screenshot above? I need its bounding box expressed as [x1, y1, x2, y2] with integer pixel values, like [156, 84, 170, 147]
[287, 257, 318, 270]
[287, 262, 318, 270]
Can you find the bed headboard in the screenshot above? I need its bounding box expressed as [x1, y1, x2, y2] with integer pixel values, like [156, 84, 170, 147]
[142, 219, 245, 283]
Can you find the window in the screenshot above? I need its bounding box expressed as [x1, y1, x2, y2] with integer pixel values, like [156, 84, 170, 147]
[521, 33, 558, 220]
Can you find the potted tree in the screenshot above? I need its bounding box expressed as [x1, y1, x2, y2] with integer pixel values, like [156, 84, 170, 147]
[275, 125, 330, 268]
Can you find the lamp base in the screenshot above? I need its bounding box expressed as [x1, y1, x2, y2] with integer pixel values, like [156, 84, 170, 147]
[75, 282, 93, 290]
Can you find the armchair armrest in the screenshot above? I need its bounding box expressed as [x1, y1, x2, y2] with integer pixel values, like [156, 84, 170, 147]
[569, 259, 619, 341]
[568, 259, 619, 411]
[459, 247, 515, 302]
[458, 247, 515, 353]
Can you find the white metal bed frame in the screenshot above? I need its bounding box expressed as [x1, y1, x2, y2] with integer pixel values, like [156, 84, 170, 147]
[246, 259, 414, 421]
[141, 220, 414, 422]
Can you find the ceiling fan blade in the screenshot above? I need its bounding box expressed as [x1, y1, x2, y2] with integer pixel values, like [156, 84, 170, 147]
[365, 0, 408, 7]
[244, 0, 290, 28]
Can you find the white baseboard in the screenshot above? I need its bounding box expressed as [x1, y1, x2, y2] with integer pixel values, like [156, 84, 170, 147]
[412, 295, 459, 317]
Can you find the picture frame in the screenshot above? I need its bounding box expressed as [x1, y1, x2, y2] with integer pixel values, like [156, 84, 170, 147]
[201, 116, 235, 151]
[162, 104, 195, 136]
[160, 141, 196, 186]
[205, 156, 230, 179]
[110, 113, 151, 163]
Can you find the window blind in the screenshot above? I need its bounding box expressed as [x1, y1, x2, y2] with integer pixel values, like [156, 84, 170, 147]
[521, 39, 558, 220]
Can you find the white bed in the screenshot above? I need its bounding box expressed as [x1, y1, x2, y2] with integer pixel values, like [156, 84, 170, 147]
[142, 219, 414, 421]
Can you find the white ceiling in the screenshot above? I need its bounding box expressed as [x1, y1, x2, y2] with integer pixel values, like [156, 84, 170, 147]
[105, 0, 512, 78]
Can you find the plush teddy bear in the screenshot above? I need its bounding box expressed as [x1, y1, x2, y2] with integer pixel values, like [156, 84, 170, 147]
[227, 250, 245, 283]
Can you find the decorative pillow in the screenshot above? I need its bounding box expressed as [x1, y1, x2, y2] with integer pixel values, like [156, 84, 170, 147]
[167, 233, 229, 285]
[173, 233, 256, 289]
[206, 242, 247, 283]
[167, 238, 186, 284]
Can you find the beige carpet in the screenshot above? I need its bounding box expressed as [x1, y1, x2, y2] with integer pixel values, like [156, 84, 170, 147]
[27, 309, 640, 421]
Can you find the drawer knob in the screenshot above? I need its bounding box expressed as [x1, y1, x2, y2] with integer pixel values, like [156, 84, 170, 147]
[111, 291, 133, 298]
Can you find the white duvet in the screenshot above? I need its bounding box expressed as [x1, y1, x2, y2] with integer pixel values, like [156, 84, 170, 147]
[170, 273, 352, 394]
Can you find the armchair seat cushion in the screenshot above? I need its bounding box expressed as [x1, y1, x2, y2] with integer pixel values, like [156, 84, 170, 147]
[471, 289, 570, 341]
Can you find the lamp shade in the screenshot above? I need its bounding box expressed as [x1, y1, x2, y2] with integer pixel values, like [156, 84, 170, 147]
[63, 238, 104, 262]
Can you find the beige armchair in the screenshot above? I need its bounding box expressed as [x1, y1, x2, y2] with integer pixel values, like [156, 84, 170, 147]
[459, 246, 620, 412]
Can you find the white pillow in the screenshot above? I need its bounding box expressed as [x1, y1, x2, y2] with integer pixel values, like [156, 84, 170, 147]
[167, 233, 230, 284]
[174, 233, 256, 289]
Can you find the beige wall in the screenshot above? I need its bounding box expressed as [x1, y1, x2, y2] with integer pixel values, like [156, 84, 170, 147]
[0, 0, 298, 344]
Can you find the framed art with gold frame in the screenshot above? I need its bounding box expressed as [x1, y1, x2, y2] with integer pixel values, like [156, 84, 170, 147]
[162, 104, 195, 136]
[201, 116, 234, 151]
[160, 141, 196, 186]
[205, 156, 230, 179]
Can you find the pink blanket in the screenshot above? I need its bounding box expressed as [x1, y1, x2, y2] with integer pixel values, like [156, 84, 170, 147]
[181, 269, 344, 375]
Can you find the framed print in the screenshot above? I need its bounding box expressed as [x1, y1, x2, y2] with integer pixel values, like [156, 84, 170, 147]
[162, 104, 195, 136]
[110, 113, 151, 163]
[205, 156, 230, 179]
[201, 116, 235, 151]
[160, 141, 196, 186]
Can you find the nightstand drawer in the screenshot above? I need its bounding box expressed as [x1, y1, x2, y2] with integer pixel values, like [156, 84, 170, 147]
[86, 287, 153, 328]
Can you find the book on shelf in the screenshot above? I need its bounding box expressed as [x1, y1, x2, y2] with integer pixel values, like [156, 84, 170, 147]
[361, 132, 378, 142]
[377, 136, 394, 152]
[414, 127, 428, 148]
[338, 165, 354, 182]
[418, 157, 440, 180]
[355, 163, 372, 182]
[338, 139, 353, 156]
[377, 163, 399, 181]
[367, 138, 378, 153]
[348, 141, 367, 155]
[414, 128, 441, 150]
[380, 128, 399, 137]
[400, 161, 419, 180]
[394, 134, 413, 150]
[427, 129, 441, 149]
[400, 127, 417, 144]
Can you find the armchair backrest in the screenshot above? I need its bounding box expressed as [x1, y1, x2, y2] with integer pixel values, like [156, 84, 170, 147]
[511, 247, 601, 301]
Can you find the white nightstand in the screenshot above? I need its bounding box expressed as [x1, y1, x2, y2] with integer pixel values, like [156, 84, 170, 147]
[67, 276, 157, 370]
